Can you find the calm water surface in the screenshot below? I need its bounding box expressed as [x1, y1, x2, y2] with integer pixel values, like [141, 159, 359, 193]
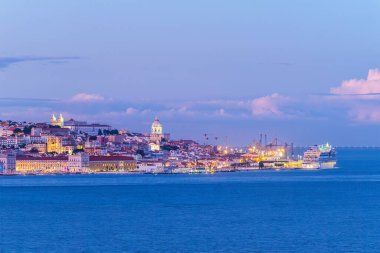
[1, 149, 380, 252]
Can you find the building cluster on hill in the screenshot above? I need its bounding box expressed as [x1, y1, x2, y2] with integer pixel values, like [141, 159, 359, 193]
[0, 114, 294, 174]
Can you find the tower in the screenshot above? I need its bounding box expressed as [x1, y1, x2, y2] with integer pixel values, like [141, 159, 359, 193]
[50, 113, 64, 127]
[51, 114, 57, 125]
[58, 114, 64, 127]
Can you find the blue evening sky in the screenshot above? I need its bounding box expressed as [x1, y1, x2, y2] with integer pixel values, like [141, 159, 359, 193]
[1, 0, 380, 146]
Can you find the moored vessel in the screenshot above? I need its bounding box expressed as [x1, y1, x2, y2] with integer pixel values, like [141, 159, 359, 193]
[302, 143, 336, 169]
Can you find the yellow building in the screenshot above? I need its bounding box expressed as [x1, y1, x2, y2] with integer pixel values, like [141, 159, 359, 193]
[15, 155, 136, 174]
[61, 145, 75, 155]
[47, 136, 62, 153]
[89, 156, 137, 172]
[16, 156, 68, 174]
[149, 142, 160, 152]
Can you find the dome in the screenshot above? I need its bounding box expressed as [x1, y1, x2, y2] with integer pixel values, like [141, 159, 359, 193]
[151, 116, 163, 135]
[152, 116, 162, 128]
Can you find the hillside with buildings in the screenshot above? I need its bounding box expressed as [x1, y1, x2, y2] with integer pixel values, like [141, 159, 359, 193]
[0, 114, 298, 174]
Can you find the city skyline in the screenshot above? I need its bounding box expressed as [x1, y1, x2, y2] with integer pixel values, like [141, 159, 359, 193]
[1, 0, 380, 145]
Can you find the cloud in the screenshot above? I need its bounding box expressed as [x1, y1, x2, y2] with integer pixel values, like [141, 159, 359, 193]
[215, 108, 226, 116]
[322, 68, 380, 124]
[0, 93, 305, 128]
[250, 93, 291, 117]
[0, 56, 79, 69]
[126, 107, 138, 115]
[330, 69, 380, 99]
[349, 106, 380, 123]
[71, 93, 105, 102]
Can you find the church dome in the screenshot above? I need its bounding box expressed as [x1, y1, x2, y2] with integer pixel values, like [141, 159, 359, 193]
[151, 116, 163, 134]
[152, 116, 162, 128]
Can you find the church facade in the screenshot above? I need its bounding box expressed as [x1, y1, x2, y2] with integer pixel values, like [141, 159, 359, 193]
[50, 114, 65, 127]
[149, 117, 170, 151]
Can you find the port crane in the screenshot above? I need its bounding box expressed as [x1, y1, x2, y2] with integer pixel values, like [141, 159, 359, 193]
[251, 133, 294, 158]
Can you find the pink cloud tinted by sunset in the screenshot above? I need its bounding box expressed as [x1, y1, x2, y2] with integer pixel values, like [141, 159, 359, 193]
[349, 106, 380, 123]
[330, 69, 380, 97]
[250, 93, 290, 117]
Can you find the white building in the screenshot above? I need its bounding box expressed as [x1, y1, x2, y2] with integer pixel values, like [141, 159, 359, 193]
[64, 119, 111, 135]
[68, 153, 90, 172]
[0, 153, 16, 174]
[136, 160, 164, 173]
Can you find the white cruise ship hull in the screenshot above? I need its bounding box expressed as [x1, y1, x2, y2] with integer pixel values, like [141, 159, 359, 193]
[302, 162, 320, 169]
[319, 161, 336, 169]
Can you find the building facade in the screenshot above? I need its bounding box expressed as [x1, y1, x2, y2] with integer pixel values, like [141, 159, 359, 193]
[15, 155, 136, 174]
[16, 156, 69, 174]
[149, 117, 170, 151]
[47, 136, 62, 153]
[0, 153, 16, 174]
[64, 119, 111, 135]
[68, 153, 90, 172]
[89, 156, 136, 172]
[150, 116, 165, 142]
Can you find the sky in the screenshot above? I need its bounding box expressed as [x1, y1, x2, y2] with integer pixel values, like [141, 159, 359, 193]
[1, 0, 380, 146]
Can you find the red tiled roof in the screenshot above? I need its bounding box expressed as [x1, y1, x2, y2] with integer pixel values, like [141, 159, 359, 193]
[89, 156, 134, 161]
[16, 156, 68, 161]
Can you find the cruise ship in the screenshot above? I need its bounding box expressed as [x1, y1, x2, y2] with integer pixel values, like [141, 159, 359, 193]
[302, 143, 336, 169]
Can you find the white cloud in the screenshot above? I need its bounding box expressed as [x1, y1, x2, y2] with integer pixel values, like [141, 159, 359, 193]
[330, 69, 380, 99]
[71, 93, 105, 102]
[250, 93, 290, 117]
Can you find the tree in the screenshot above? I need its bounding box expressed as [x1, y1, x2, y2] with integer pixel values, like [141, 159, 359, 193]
[136, 149, 145, 157]
[98, 129, 103, 136]
[13, 128, 23, 134]
[73, 148, 84, 154]
[30, 148, 39, 153]
[110, 129, 119, 135]
[160, 145, 179, 151]
[23, 125, 35, 135]
[103, 129, 119, 135]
